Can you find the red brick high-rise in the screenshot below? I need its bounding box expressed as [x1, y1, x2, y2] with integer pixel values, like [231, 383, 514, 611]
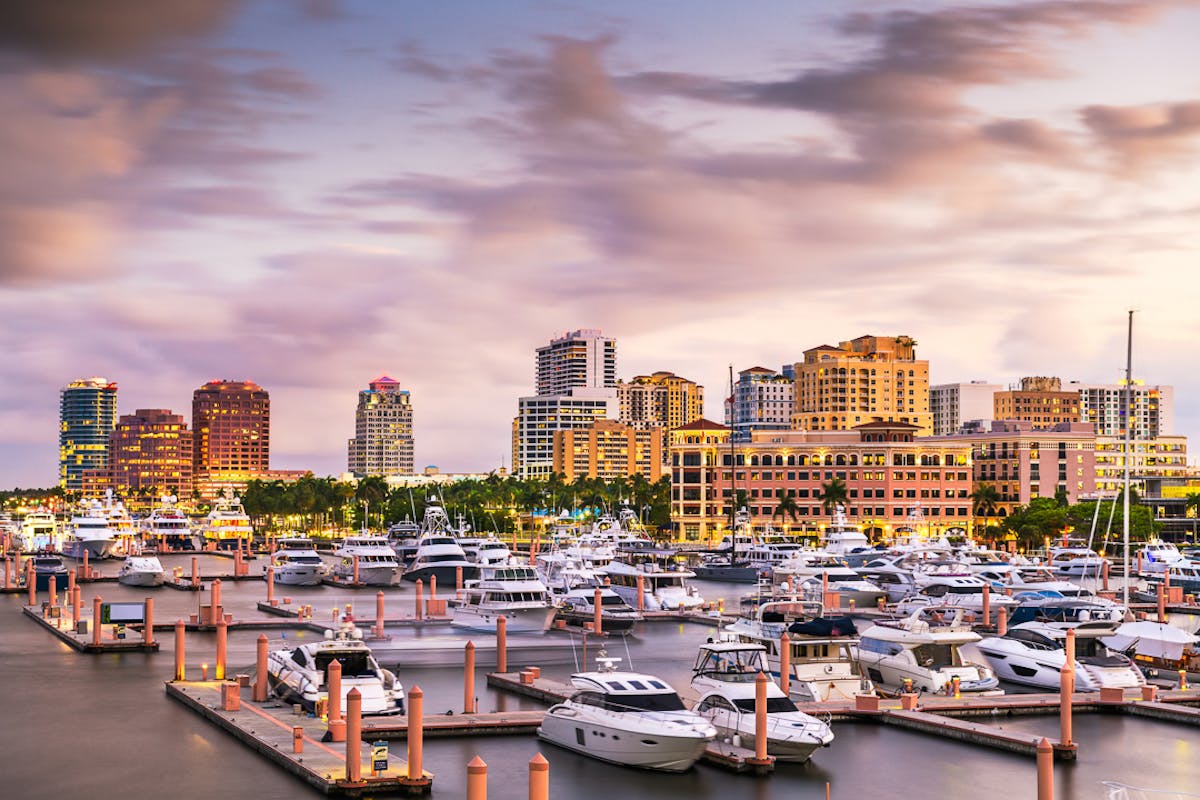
[192, 380, 270, 481]
[108, 409, 193, 497]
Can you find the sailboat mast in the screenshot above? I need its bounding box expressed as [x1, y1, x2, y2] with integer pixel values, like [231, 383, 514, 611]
[729, 364, 737, 565]
[1123, 310, 1133, 608]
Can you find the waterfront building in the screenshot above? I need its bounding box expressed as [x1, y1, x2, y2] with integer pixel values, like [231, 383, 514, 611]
[59, 377, 119, 491]
[191, 380, 270, 483]
[1072, 380, 1174, 439]
[617, 371, 704, 460]
[993, 376, 1080, 429]
[669, 419, 971, 542]
[535, 329, 616, 396]
[791, 335, 932, 435]
[107, 409, 193, 498]
[347, 376, 414, 477]
[930, 421, 1097, 518]
[1094, 435, 1188, 494]
[552, 419, 663, 481]
[930, 381, 1001, 436]
[725, 367, 794, 442]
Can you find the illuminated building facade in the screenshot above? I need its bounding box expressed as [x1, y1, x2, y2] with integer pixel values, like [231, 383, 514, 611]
[347, 376, 414, 477]
[535, 329, 616, 395]
[192, 380, 270, 481]
[59, 376, 118, 491]
[930, 381, 1001, 436]
[725, 367, 794, 442]
[552, 419, 663, 481]
[792, 335, 932, 435]
[993, 376, 1080, 429]
[107, 409, 193, 497]
[1073, 381, 1174, 439]
[617, 371, 704, 460]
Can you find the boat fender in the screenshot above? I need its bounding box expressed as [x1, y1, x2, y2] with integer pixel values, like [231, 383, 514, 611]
[824, 664, 835, 675]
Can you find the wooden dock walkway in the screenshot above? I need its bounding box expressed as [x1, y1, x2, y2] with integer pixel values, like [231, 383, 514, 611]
[166, 681, 432, 796]
[21, 606, 159, 653]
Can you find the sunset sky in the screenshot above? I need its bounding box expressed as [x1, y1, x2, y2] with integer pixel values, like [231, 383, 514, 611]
[2, 0, 1199, 488]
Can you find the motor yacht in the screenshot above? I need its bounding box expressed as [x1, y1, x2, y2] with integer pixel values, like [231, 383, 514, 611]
[333, 535, 400, 585]
[268, 538, 327, 586]
[1047, 546, 1108, 578]
[691, 640, 834, 762]
[386, 518, 421, 565]
[894, 573, 1019, 616]
[821, 506, 871, 556]
[118, 555, 166, 587]
[774, 553, 887, 610]
[722, 601, 876, 702]
[1102, 621, 1200, 674]
[140, 496, 196, 551]
[465, 533, 515, 567]
[199, 490, 254, 550]
[1145, 561, 1200, 594]
[266, 623, 404, 715]
[854, 608, 1002, 696]
[600, 559, 704, 611]
[62, 500, 117, 560]
[691, 508, 763, 584]
[1007, 596, 1127, 627]
[537, 654, 716, 772]
[30, 554, 69, 591]
[556, 585, 643, 634]
[449, 563, 557, 633]
[401, 497, 478, 584]
[971, 620, 1144, 691]
[20, 510, 61, 552]
[1137, 539, 1188, 576]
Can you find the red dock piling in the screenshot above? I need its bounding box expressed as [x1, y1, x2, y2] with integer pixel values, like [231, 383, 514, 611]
[528, 753, 549, 800]
[375, 591, 385, 638]
[1037, 737, 1053, 800]
[215, 617, 228, 680]
[465, 641, 477, 713]
[254, 634, 268, 701]
[328, 659, 346, 742]
[467, 756, 487, 800]
[144, 597, 154, 646]
[496, 615, 508, 674]
[345, 688, 363, 784]
[175, 620, 186, 680]
[779, 632, 791, 696]
[407, 686, 424, 780]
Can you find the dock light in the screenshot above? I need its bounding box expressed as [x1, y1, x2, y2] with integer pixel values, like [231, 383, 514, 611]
[201, 663, 209, 681]
[1180, 670, 1189, 690]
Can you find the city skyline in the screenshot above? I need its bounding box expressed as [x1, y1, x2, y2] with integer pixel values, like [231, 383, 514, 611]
[3, 1, 1199, 487]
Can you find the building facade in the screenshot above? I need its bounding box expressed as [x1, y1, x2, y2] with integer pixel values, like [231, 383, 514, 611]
[1072, 381, 1174, 439]
[993, 376, 1080, 429]
[930, 381, 1001, 436]
[535, 329, 616, 396]
[1094, 435, 1188, 494]
[59, 376, 119, 491]
[725, 367, 794, 442]
[670, 419, 972, 542]
[930, 421, 1098, 518]
[617, 371, 704, 461]
[347, 376, 414, 477]
[107, 409, 193, 497]
[192, 380, 270, 482]
[552, 419, 663, 481]
[792, 335, 932, 435]
[513, 390, 618, 479]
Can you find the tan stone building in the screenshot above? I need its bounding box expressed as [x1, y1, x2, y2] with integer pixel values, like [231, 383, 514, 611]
[993, 376, 1080, 429]
[792, 335, 931, 435]
[616, 371, 704, 461]
[552, 419, 663, 481]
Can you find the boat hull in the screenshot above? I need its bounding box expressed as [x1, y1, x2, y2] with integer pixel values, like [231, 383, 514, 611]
[333, 565, 399, 586]
[64, 539, 116, 560]
[691, 564, 761, 583]
[537, 709, 710, 772]
[450, 605, 556, 634]
[273, 565, 325, 586]
[118, 571, 165, 587]
[558, 610, 640, 634]
[402, 564, 479, 585]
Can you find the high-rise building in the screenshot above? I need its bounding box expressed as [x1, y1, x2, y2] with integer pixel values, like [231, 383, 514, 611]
[792, 335, 931, 435]
[1072, 380, 1174, 439]
[347, 376, 414, 477]
[516, 330, 620, 479]
[993, 376, 1080, 429]
[59, 376, 118, 491]
[1094, 435, 1188, 494]
[535, 329, 616, 395]
[552, 419, 663, 481]
[192, 380, 270, 481]
[930, 381, 1002, 436]
[107, 409, 193, 497]
[725, 367, 794, 442]
[616, 371, 704, 460]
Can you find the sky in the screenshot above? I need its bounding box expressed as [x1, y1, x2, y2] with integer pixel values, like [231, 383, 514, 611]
[1, 0, 1199, 488]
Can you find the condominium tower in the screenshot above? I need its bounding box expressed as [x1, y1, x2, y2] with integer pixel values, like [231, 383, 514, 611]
[59, 377, 119, 491]
[993, 376, 1080, 429]
[726, 367, 794, 442]
[192, 380, 270, 480]
[347, 376, 414, 477]
[1072, 381, 1174, 439]
[107, 409, 194, 497]
[535, 329, 616, 395]
[930, 381, 1001, 436]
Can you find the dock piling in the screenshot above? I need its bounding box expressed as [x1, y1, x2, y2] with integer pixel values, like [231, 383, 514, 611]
[92, 596, 102, 645]
[467, 756, 488, 800]
[375, 591, 385, 638]
[293, 725, 304, 754]
[636, 575, 645, 612]
[253, 634, 268, 701]
[755, 672, 769, 763]
[345, 688, 363, 784]
[982, 583, 991, 626]
[353, 555, 360, 586]
[496, 615, 508, 674]
[415, 580, 424, 619]
[528, 753, 549, 800]
[407, 685, 424, 780]
[594, 587, 603, 637]
[779, 632, 791, 696]
[175, 620, 186, 680]
[1157, 582, 1167, 623]
[83, 550, 89, 580]
[1037, 738, 1053, 800]
[457, 566, 463, 593]
[72, 586, 81, 627]
[49, 574, 57, 608]
[67, 567, 76, 600]
[328, 659, 346, 742]
[266, 567, 275, 606]
[144, 597, 154, 646]
[27, 562, 36, 605]
[215, 617, 228, 680]
[997, 607, 1007, 637]
[465, 641, 477, 714]
[191, 556, 199, 589]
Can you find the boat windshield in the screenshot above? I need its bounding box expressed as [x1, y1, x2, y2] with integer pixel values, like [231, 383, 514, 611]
[316, 652, 376, 678]
[911, 643, 960, 668]
[732, 697, 798, 714]
[605, 692, 685, 712]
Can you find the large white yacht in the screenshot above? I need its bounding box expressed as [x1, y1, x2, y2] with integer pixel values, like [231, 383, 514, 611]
[894, 573, 1019, 616]
[1137, 539, 1187, 576]
[854, 608, 1002, 696]
[971, 620, 1145, 691]
[199, 490, 254, 550]
[556, 585, 643, 634]
[691, 640, 834, 762]
[19, 510, 60, 552]
[1047, 546, 1108, 578]
[333, 535, 400, 585]
[538, 654, 716, 772]
[402, 497, 477, 584]
[62, 500, 118, 560]
[774, 552, 887, 609]
[267, 623, 404, 716]
[268, 537, 327, 586]
[821, 506, 871, 556]
[601, 559, 704, 611]
[449, 563, 557, 633]
[118, 554, 166, 587]
[140, 496, 196, 550]
[464, 533, 515, 567]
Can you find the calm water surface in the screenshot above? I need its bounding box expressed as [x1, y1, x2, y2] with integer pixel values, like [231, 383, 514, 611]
[2, 556, 1196, 799]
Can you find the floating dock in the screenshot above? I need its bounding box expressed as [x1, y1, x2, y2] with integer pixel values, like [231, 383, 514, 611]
[21, 605, 159, 653]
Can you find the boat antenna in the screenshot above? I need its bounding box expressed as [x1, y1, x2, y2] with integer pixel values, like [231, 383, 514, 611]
[1123, 309, 1134, 608]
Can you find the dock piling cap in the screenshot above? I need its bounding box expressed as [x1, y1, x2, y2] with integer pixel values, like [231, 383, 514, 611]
[468, 756, 487, 773]
[529, 753, 549, 771]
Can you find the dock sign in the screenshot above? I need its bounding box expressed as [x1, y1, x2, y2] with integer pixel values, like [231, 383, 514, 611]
[371, 741, 388, 772]
[100, 602, 146, 624]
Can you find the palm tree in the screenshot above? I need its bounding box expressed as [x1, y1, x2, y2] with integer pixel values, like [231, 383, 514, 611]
[971, 483, 1000, 527]
[773, 489, 800, 531]
[820, 477, 848, 515]
[1185, 492, 1200, 543]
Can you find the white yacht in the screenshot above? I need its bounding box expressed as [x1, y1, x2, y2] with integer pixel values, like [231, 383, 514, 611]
[333, 535, 400, 585]
[854, 608, 1002, 696]
[140, 496, 196, 550]
[62, 500, 118, 560]
[601, 559, 704, 611]
[103, 492, 138, 556]
[1137, 539, 1187, 576]
[267, 623, 404, 716]
[269, 537, 327, 586]
[19, 510, 61, 552]
[774, 552, 887, 609]
[821, 505, 871, 556]
[972, 620, 1145, 691]
[1047, 546, 1108, 578]
[538, 654, 716, 772]
[386, 518, 421, 565]
[691, 640, 834, 762]
[464, 533, 515, 567]
[894, 573, 1019, 616]
[723, 601, 875, 702]
[449, 563, 557, 633]
[118, 555, 166, 587]
[556, 585, 643, 634]
[199, 490, 254, 550]
[402, 497, 478, 584]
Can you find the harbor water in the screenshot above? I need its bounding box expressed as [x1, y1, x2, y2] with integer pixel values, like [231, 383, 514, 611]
[3, 555, 1198, 799]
